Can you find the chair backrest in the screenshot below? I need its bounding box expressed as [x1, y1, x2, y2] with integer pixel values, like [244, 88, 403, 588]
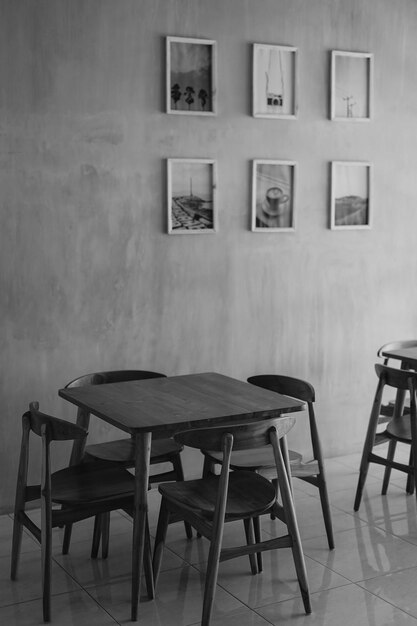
[367, 365, 417, 438]
[175, 417, 295, 526]
[247, 375, 314, 403]
[28, 401, 87, 441]
[64, 370, 167, 465]
[247, 374, 323, 464]
[175, 416, 295, 452]
[15, 403, 88, 515]
[65, 370, 166, 388]
[375, 363, 417, 394]
[377, 340, 417, 365]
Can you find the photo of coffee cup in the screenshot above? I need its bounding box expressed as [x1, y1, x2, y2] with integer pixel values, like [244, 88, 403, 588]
[254, 162, 294, 230]
[262, 187, 289, 216]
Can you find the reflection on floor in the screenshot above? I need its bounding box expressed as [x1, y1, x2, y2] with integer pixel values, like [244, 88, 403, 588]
[2, 444, 417, 625]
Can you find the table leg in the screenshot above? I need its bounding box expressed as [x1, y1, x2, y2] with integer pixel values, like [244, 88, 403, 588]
[131, 431, 152, 621]
[69, 408, 90, 465]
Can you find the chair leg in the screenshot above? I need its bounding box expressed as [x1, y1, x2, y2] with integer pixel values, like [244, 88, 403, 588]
[243, 518, 257, 575]
[91, 515, 101, 559]
[202, 455, 215, 479]
[201, 516, 225, 626]
[41, 500, 52, 622]
[143, 518, 155, 600]
[280, 437, 295, 494]
[10, 514, 23, 580]
[270, 478, 278, 520]
[317, 476, 335, 550]
[153, 498, 170, 587]
[62, 523, 72, 555]
[410, 418, 417, 507]
[101, 512, 110, 559]
[354, 435, 375, 512]
[381, 440, 397, 495]
[406, 448, 415, 494]
[184, 521, 193, 539]
[198, 456, 216, 539]
[354, 461, 369, 512]
[253, 515, 263, 572]
[274, 439, 311, 615]
[286, 512, 311, 615]
[172, 455, 193, 539]
[12, 418, 30, 582]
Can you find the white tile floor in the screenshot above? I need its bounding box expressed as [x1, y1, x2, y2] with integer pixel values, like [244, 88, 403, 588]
[3, 444, 417, 625]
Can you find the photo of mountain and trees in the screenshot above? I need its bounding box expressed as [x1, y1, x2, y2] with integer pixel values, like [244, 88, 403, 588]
[168, 37, 216, 114]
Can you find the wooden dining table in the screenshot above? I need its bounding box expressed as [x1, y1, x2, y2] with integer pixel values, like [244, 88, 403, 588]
[380, 346, 417, 369]
[58, 371, 305, 621]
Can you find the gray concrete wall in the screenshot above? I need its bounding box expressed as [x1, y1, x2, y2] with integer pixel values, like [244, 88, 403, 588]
[1, 0, 417, 511]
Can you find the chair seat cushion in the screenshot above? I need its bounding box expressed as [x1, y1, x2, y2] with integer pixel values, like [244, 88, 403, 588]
[85, 437, 183, 464]
[159, 470, 276, 519]
[51, 461, 135, 505]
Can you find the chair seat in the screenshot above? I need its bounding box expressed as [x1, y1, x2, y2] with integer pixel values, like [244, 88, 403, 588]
[51, 461, 135, 505]
[386, 416, 412, 443]
[85, 437, 183, 465]
[203, 447, 303, 472]
[159, 470, 276, 519]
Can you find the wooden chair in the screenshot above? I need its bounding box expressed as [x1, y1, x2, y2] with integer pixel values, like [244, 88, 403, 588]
[376, 341, 417, 495]
[201, 375, 334, 552]
[377, 339, 417, 418]
[354, 364, 417, 511]
[10, 402, 153, 623]
[63, 370, 192, 556]
[153, 417, 311, 626]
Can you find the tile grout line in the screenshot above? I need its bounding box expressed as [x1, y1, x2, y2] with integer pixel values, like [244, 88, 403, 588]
[51, 555, 123, 624]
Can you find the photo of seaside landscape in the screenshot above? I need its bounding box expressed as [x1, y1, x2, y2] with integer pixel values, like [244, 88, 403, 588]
[332, 162, 371, 229]
[168, 159, 216, 233]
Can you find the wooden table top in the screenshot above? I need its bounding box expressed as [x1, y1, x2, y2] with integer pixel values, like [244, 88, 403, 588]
[59, 372, 305, 436]
[381, 347, 417, 368]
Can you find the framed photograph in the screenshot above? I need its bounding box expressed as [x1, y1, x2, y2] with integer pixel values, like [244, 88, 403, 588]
[331, 51, 373, 121]
[253, 44, 298, 119]
[331, 161, 372, 229]
[166, 36, 217, 115]
[252, 160, 296, 232]
[167, 158, 217, 234]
